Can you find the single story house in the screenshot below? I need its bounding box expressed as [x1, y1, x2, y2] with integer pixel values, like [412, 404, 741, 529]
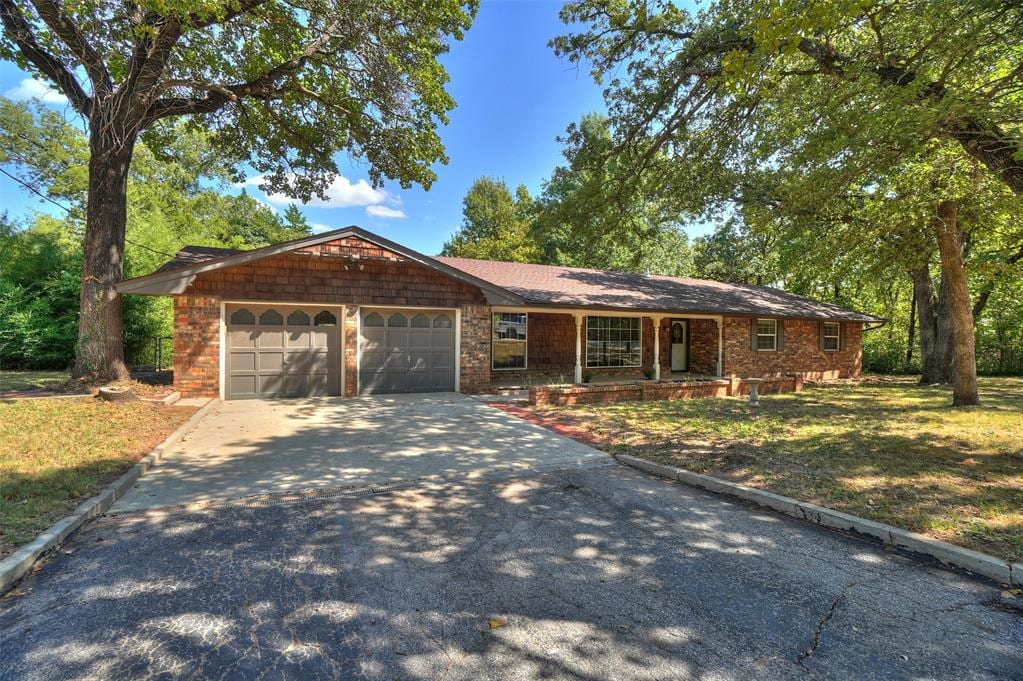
[117, 226, 883, 399]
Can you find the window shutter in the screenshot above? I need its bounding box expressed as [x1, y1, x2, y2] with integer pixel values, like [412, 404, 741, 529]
[840, 323, 847, 351]
[777, 320, 784, 351]
[750, 319, 757, 351]
[819, 321, 825, 351]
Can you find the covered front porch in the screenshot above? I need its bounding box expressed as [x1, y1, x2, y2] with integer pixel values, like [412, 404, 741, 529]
[487, 307, 724, 390]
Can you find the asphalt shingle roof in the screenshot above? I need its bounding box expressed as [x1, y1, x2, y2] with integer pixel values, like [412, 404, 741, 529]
[154, 245, 880, 322]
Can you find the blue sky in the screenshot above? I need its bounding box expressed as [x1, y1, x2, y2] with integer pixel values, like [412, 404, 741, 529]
[0, 1, 701, 256]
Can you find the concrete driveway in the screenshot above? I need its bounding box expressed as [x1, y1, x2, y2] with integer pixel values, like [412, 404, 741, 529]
[112, 393, 608, 511]
[2, 465, 1020, 680]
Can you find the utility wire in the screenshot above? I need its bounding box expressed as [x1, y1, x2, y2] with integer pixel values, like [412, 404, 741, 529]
[0, 165, 177, 259]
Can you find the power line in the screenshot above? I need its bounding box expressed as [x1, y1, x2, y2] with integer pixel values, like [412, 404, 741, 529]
[0, 165, 177, 259]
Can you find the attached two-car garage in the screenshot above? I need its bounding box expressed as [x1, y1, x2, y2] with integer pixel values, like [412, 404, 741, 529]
[225, 303, 456, 399]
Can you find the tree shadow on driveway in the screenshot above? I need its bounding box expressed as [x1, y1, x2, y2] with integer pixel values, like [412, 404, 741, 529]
[1, 465, 1020, 680]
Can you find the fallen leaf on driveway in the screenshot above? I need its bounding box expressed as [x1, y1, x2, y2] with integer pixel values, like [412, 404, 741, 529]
[488, 617, 508, 629]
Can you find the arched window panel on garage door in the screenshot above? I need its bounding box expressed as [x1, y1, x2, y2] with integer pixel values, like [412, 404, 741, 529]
[314, 310, 337, 327]
[230, 308, 255, 325]
[259, 309, 284, 325]
[287, 310, 310, 326]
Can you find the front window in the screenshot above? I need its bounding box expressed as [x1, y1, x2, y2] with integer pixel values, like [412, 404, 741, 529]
[823, 322, 841, 351]
[756, 319, 777, 351]
[586, 316, 642, 368]
[493, 312, 527, 369]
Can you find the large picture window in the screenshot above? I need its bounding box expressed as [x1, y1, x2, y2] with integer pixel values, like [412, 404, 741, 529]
[756, 319, 778, 351]
[586, 316, 641, 368]
[493, 312, 527, 369]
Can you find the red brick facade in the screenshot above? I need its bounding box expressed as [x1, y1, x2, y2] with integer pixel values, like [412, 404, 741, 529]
[720, 317, 861, 380]
[173, 295, 220, 397]
[168, 236, 863, 397]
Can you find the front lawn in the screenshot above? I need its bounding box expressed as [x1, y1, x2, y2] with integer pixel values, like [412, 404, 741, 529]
[0, 370, 76, 394]
[0, 397, 197, 557]
[532, 377, 1023, 562]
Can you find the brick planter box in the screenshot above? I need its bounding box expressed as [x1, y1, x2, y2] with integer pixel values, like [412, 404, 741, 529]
[528, 375, 802, 406]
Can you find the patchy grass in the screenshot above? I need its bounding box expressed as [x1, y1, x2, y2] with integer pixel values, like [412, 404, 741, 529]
[533, 377, 1023, 562]
[0, 397, 197, 557]
[0, 370, 75, 394]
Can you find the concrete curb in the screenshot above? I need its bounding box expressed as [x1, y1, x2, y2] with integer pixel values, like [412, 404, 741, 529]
[140, 390, 181, 406]
[616, 453, 1019, 587]
[0, 398, 218, 594]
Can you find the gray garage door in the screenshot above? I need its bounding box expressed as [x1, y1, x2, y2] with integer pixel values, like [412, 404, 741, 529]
[226, 304, 340, 399]
[359, 308, 456, 394]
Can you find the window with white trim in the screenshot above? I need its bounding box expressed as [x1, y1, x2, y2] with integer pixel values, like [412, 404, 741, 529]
[756, 319, 778, 351]
[822, 322, 841, 351]
[586, 316, 642, 368]
[492, 312, 527, 369]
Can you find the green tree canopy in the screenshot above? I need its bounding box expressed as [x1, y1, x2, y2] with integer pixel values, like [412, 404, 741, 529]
[441, 177, 541, 262]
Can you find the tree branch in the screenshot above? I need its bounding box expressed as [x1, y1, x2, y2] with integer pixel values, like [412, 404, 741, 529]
[28, 0, 112, 96]
[142, 20, 340, 125]
[0, 0, 91, 115]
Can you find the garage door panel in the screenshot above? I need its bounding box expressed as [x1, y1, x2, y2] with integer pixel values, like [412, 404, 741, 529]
[258, 352, 285, 372]
[360, 307, 456, 395]
[257, 330, 285, 349]
[229, 329, 257, 348]
[409, 330, 432, 348]
[229, 375, 257, 397]
[287, 330, 312, 348]
[230, 351, 257, 372]
[226, 304, 340, 399]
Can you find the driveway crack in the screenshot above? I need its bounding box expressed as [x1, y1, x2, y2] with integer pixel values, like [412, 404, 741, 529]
[797, 582, 855, 666]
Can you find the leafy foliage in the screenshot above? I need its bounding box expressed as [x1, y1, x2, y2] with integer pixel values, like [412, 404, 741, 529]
[0, 97, 313, 369]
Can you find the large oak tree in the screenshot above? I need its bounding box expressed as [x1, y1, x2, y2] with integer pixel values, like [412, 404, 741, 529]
[553, 0, 1023, 406]
[1, 0, 476, 378]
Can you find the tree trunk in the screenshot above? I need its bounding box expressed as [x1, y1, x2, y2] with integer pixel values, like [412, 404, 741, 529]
[72, 125, 136, 380]
[913, 261, 955, 385]
[933, 200, 979, 406]
[905, 281, 916, 369]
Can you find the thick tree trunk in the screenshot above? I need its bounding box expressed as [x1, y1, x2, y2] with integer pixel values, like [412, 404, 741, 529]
[905, 281, 916, 369]
[933, 200, 979, 406]
[72, 126, 136, 380]
[912, 264, 953, 384]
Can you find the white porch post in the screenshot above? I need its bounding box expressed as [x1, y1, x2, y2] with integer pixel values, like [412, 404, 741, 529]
[716, 317, 724, 377]
[574, 312, 584, 383]
[652, 315, 662, 380]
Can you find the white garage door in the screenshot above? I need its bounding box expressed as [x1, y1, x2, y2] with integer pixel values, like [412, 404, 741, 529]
[226, 304, 340, 399]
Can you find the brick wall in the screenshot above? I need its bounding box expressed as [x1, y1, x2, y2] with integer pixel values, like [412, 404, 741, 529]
[343, 306, 359, 396]
[173, 296, 220, 397]
[460, 305, 491, 393]
[721, 317, 862, 379]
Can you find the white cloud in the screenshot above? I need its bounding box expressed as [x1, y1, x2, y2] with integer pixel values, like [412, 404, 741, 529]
[4, 78, 67, 105]
[242, 173, 390, 209]
[365, 205, 407, 219]
[310, 223, 335, 234]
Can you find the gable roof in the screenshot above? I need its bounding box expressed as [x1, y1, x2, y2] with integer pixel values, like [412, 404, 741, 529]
[116, 226, 525, 305]
[434, 257, 882, 322]
[120, 226, 881, 322]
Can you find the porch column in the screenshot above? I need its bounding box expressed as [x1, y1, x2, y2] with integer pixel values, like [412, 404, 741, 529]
[716, 317, 724, 377]
[574, 312, 584, 383]
[652, 315, 662, 380]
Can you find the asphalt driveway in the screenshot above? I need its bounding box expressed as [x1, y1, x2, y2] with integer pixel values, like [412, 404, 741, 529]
[2, 464, 1020, 680]
[112, 393, 607, 511]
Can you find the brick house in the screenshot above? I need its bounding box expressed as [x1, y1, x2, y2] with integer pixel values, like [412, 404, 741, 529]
[117, 226, 882, 399]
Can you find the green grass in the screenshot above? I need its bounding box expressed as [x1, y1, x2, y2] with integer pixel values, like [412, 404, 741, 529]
[0, 370, 72, 393]
[535, 377, 1023, 562]
[0, 398, 197, 556]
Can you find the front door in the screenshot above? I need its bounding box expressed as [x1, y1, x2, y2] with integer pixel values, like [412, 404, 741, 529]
[670, 320, 688, 372]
